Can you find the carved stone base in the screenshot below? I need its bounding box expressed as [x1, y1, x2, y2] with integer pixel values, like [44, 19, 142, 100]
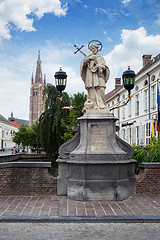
[67, 162, 136, 201]
[57, 113, 136, 201]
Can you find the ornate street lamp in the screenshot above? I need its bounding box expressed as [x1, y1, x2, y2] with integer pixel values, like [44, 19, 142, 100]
[54, 67, 67, 96]
[110, 66, 135, 111]
[122, 66, 135, 97]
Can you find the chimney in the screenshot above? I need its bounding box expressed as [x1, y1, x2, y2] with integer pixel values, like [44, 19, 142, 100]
[115, 78, 121, 89]
[142, 55, 152, 67]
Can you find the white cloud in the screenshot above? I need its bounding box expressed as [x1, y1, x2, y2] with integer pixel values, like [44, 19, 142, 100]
[0, 0, 68, 40]
[0, 43, 84, 120]
[107, 37, 113, 42]
[105, 27, 160, 92]
[121, 0, 131, 6]
[2, 27, 160, 120]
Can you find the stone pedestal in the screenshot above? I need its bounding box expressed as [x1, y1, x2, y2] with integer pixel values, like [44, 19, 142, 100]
[57, 113, 136, 201]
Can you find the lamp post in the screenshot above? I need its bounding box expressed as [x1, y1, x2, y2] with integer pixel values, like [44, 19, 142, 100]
[122, 66, 135, 98]
[110, 66, 135, 111]
[54, 67, 67, 99]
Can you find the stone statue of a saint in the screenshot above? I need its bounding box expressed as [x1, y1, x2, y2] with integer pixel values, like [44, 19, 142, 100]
[80, 43, 110, 112]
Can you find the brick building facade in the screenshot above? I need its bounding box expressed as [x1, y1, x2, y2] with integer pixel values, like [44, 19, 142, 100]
[29, 51, 46, 126]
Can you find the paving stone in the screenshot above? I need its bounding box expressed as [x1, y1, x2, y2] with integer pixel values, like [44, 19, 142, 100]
[0, 193, 159, 218]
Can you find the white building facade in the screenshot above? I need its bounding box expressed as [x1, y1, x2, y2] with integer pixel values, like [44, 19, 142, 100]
[106, 54, 160, 146]
[0, 114, 18, 150]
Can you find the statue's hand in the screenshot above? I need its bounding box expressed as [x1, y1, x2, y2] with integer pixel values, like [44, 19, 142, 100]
[88, 55, 97, 60]
[84, 55, 96, 63]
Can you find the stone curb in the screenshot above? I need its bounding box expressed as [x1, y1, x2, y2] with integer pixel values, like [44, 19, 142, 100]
[0, 216, 160, 223]
[0, 161, 51, 168]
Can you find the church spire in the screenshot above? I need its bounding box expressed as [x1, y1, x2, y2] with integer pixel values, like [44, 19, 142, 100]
[44, 74, 46, 85]
[31, 72, 34, 85]
[35, 50, 42, 84]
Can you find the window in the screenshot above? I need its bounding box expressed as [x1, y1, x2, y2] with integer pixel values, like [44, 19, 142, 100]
[128, 127, 132, 145]
[135, 94, 139, 116]
[122, 129, 125, 141]
[135, 86, 139, 91]
[144, 90, 148, 112]
[117, 108, 120, 119]
[152, 85, 156, 110]
[122, 95, 125, 120]
[122, 105, 125, 119]
[151, 75, 155, 82]
[146, 122, 150, 145]
[128, 98, 132, 118]
[136, 126, 139, 145]
[144, 80, 148, 86]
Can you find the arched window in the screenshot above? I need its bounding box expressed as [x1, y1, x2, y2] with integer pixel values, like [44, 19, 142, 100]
[144, 80, 148, 86]
[151, 75, 155, 81]
[135, 86, 139, 91]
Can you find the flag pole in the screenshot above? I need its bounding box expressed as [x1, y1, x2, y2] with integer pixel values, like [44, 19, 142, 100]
[157, 78, 160, 141]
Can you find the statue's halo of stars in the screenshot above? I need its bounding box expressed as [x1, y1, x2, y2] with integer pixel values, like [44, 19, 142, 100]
[88, 40, 102, 52]
[74, 40, 102, 57]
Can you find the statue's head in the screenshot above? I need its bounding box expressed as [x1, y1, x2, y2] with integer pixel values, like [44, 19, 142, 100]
[89, 44, 99, 54]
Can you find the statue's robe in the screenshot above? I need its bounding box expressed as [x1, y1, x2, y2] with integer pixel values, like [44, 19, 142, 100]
[80, 53, 110, 109]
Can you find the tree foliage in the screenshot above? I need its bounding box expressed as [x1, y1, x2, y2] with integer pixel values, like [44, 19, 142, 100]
[61, 92, 87, 142]
[132, 137, 160, 173]
[38, 84, 71, 158]
[13, 124, 37, 149]
[13, 85, 86, 159]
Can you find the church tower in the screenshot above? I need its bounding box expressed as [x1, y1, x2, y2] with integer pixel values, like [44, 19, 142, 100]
[29, 51, 46, 126]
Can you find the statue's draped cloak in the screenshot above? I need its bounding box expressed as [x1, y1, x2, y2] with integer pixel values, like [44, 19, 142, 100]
[80, 54, 109, 89]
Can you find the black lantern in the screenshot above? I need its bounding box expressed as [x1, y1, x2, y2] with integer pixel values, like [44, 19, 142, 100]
[122, 66, 135, 97]
[54, 67, 67, 95]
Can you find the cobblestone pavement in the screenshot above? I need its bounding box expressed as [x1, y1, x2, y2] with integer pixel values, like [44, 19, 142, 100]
[0, 193, 160, 217]
[0, 222, 160, 239]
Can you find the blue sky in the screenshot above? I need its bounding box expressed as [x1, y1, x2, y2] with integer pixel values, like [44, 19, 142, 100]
[1, 0, 160, 120]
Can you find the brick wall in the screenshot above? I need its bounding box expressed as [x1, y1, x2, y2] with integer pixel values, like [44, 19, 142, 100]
[136, 163, 160, 194]
[0, 153, 51, 163]
[0, 162, 159, 196]
[0, 162, 57, 195]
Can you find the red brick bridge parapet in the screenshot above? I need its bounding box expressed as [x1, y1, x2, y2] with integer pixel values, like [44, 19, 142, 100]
[136, 163, 160, 194]
[0, 161, 57, 195]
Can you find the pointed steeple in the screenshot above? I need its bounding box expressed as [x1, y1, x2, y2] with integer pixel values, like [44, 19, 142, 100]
[31, 72, 34, 85]
[44, 74, 46, 85]
[35, 50, 42, 84]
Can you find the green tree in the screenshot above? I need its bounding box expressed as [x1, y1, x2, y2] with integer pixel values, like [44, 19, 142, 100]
[13, 124, 32, 149]
[38, 84, 71, 158]
[132, 137, 160, 173]
[61, 92, 87, 142]
[30, 121, 40, 150]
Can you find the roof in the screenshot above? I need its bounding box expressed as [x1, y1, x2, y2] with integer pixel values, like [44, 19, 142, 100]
[9, 118, 29, 127]
[0, 114, 17, 127]
[10, 121, 20, 128]
[14, 118, 29, 126]
[105, 85, 123, 101]
[136, 53, 160, 76]
[105, 52, 160, 102]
